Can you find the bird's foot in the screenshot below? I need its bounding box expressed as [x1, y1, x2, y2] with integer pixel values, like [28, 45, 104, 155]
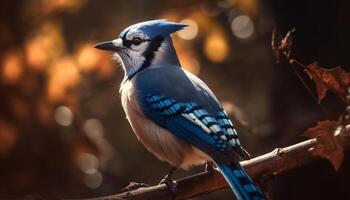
[158, 167, 178, 194]
[121, 181, 150, 192]
[205, 161, 216, 172]
[159, 175, 177, 194]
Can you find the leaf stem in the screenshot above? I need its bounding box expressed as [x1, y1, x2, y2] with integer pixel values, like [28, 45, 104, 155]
[288, 58, 330, 117]
[289, 59, 307, 69]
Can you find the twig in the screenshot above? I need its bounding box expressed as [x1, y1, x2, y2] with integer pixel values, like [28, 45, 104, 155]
[76, 129, 349, 200]
[289, 60, 319, 103]
[272, 28, 330, 117]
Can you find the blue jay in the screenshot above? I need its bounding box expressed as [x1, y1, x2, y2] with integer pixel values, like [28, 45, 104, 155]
[95, 20, 266, 200]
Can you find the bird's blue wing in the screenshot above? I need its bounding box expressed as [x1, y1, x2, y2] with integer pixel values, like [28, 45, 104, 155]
[138, 93, 241, 162]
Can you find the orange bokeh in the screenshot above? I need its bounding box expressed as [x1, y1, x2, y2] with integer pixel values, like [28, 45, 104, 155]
[2, 50, 23, 85]
[76, 43, 100, 73]
[25, 37, 49, 71]
[0, 120, 17, 157]
[204, 31, 229, 63]
[47, 57, 80, 102]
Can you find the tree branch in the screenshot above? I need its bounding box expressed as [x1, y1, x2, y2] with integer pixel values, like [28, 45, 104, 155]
[79, 127, 349, 200]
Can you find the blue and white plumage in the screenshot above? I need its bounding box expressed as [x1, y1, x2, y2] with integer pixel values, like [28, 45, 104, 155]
[95, 19, 266, 200]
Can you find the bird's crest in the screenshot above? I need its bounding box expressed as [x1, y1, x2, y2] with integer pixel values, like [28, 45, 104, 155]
[119, 19, 188, 39]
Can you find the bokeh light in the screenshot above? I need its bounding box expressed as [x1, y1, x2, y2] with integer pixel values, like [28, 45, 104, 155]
[76, 43, 100, 73]
[0, 121, 17, 156]
[231, 15, 254, 39]
[77, 153, 99, 175]
[1, 50, 23, 85]
[177, 19, 199, 40]
[25, 37, 49, 71]
[54, 106, 73, 126]
[83, 171, 103, 189]
[42, 0, 87, 14]
[36, 22, 65, 62]
[47, 57, 80, 102]
[83, 119, 104, 141]
[204, 32, 229, 62]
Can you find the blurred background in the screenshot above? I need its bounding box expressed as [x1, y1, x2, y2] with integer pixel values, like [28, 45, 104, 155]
[0, 0, 349, 199]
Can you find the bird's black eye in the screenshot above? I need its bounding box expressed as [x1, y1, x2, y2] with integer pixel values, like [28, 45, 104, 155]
[132, 37, 143, 46]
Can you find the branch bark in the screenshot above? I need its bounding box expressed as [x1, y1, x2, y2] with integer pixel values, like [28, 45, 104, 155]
[78, 128, 349, 200]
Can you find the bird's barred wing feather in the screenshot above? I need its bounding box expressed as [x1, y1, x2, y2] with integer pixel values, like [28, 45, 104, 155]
[141, 93, 246, 162]
[216, 111, 250, 159]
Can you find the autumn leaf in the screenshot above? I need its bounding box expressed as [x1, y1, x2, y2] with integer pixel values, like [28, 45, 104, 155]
[305, 62, 350, 103]
[305, 120, 344, 170]
[271, 28, 295, 63]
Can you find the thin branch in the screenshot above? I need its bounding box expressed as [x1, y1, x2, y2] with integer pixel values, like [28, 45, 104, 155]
[77, 129, 349, 200]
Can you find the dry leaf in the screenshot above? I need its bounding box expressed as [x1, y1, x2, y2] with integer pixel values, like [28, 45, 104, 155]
[305, 62, 350, 103]
[271, 28, 295, 63]
[305, 120, 344, 170]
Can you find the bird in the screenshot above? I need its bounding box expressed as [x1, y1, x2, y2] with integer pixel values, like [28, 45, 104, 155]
[95, 19, 266, 200]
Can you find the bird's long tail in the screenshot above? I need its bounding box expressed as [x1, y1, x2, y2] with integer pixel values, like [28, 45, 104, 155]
[216, 162, 266, 200]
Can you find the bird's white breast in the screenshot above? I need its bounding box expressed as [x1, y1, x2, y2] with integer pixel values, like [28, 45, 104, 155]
[120, 78, 210, 169]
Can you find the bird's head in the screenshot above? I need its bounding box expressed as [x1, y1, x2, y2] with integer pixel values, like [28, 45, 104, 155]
[95, 19, 187, 79]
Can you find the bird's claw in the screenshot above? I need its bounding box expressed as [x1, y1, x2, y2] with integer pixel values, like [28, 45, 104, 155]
[159, 176, 177, 194]
[157, 167, 178, 194]
[121, 181, 150, 192]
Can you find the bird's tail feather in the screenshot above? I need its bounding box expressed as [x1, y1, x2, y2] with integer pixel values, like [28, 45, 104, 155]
[216, 162, 266, 200]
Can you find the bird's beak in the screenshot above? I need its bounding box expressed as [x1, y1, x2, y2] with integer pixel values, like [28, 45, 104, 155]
[94, 38, 123, 52]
